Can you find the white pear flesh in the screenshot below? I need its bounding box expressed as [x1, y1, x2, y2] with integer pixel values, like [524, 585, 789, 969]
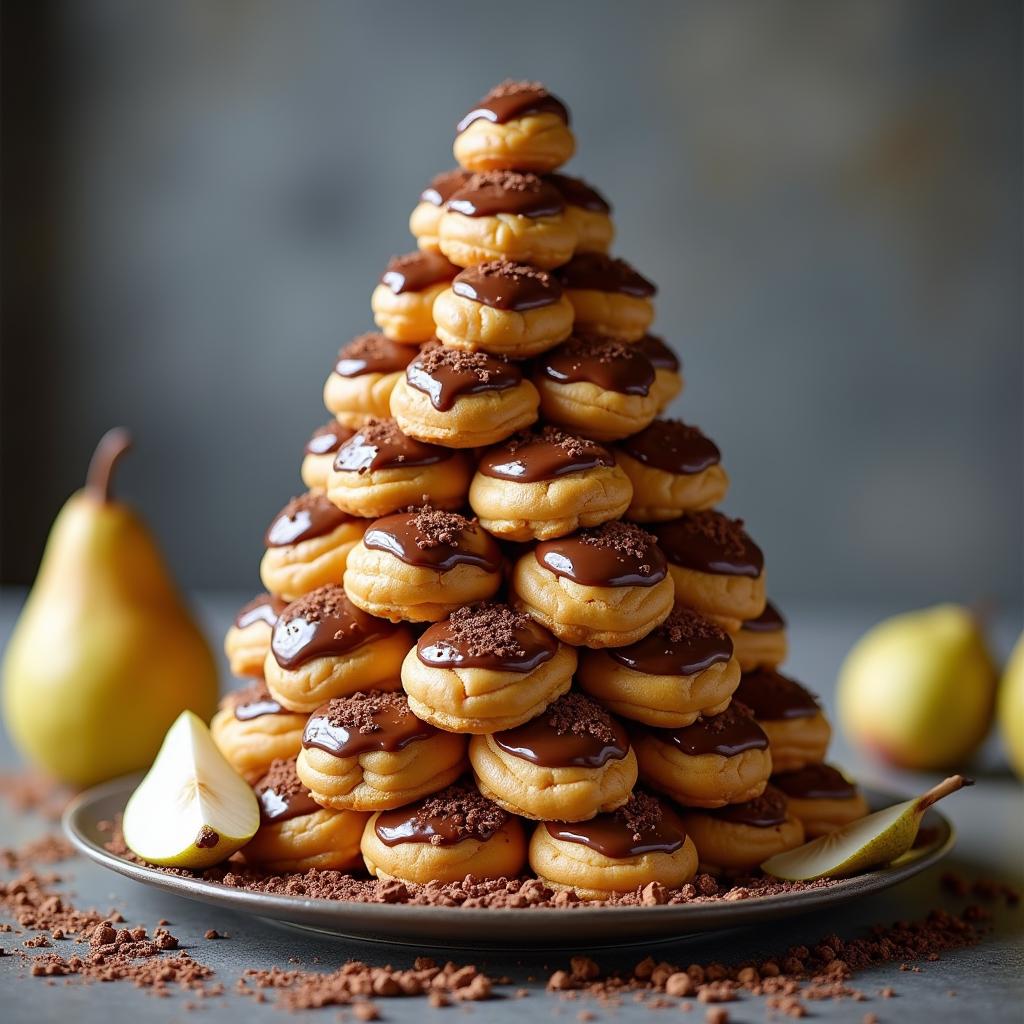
[123, 710, 259, 868]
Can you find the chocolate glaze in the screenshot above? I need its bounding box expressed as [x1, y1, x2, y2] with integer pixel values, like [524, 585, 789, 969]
[540, 338, 655, 396]
[420, 169, 473, 207]
[256, 768, 322, 824]
[634, 334, 680, 372]
[334, 334, 416, 378]
[417, 616, 557, 673]
[305, 421, 354, 456]
[555, 253, 656, 297]
[373, 789, 507, 848]
[477, 429, 614, 483]
[707, 785, 789, 828]
[264, 493, 350, 547]
[653, 512, 764, 578]
[773, 764, 857, 801]
[493, 712, 630, 769]
[332, 422, 452, 474]
[362, 512, 502, 573]
[451, 261, 562, 312]
[609, 611, 733, 676]
[302, 697, 437, 759]
[406, 348, 523, 411]
[734, 669, 820, 721]
[230, 682, 288, 722]
[535, 527, 667, 589]
[741, 600, 786, 633]
[545, 800, 687, 858]
[546, 173, 611, 213]
[456, 81, 570, 134]
[381, 251, 458, 295]
[234, 593, 288, 630]
[619, 420, 721, 476]
[640, 704, 769, 758]
[446, 172, 564, 219]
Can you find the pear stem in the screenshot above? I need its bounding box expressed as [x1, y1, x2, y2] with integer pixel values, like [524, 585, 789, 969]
[85, 428, 133, 503]
[916, 774, 974, 813]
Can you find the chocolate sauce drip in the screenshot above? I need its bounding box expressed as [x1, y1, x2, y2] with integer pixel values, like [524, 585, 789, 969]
[302, 693, 437, 759]
[640, 703, 768, 758]
[381, 251, 459, 294]
[334, 333, 417, 378]
[707, 785, 789, 828]
[227, 681, 288, 722]
[534, 523, 667, 588]
[545, 793, 686, 858]
[546, 173, 611, 213]
[362, 510, 502, 573]
[405, 346, 523, 411]
[332, 419, 452, 474]
[374, 785, 508, 847]
[734, 669, 820, 721]
[234, 593, 288, 630]
[264, 492, 350, 547]
[255, 759, 322, 825]
[619, 420, 721, 476]
[420, 169, 472, 206]
[653, 511, 764, 578]
[451, 260, 561, 312]
[447, 171, 564, 219]
[555, 253, 656, 297]
[416, 606, 557, 673]
[456, 81, 570, 134]
[305, 421, 354, 456]
[477, 427, 614, 483]
[773, 764, 857, 801]
[540, 337, 655, 396]
[741, 600, 786, 633]
[609, 607, 733, 676]
[634, 334, 680, 372]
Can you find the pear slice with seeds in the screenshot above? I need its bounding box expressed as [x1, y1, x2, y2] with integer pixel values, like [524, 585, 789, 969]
[761, 775, 972, 881]
[123, 710, 260, 868]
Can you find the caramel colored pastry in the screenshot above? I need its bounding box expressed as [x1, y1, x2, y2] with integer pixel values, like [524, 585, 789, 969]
[210, 681, 307, 784]
[263, 585, 411, 713]
[258, 492, 368, 601]
[223, 592, 286, 678]
[295, 690, 466, 811]
[438, 171, 576, 269]
[679, 785, 805, 874]
[578, 607, 740, 727]
[529, 792, 698, 900]
[325, 418, 472, 519]
[300, 420, 355, 494]
[241, 757, 367, 872]
[512, 521, 674, 648]
[470, 693, 637, 822]
[733, 600, 788, 671]
[631, 701, 772, 808]
[535, 336, 659, 442]
[469, 426, 632, 541]
[555, 254, 656, 341]
[617, 420, 729, 521]
[344, 507, 503, 622]
[772, 763, 869, 838]
[433, 260, 574, 359]
[371, 251, 459, 343]
[390, 343, 539, 448]
[401, 603, 576, 734]
[734, 669, 831, 772]
[634, 334, 684, 410]
[322, 332, 417, 428]
[409, 169, 472, 252]
[547, 173, 614, 254]
[653, 510, 766, 630]
[453, 80, 574, 174]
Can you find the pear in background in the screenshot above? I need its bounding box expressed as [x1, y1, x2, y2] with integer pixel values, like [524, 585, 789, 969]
[2, 429, 219, 788]
[837, 604, 996, 771]
[998, 632, 1024, 780]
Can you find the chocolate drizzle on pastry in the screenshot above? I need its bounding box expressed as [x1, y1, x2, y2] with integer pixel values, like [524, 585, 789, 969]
[406, 344, 523, 411]
[610, 607, 733, 676]
[332, 418, 452, 474]
[773, 764, 857, 801]
[226, 680, 288, 722]
[381, 251, 459, 294]
[546, 173, 611, 213]
[451, 260, 562, 312]
[653, 510, 764, 578]
[447, 170, 564, 219]
[634, 334, 680, 372]
[271, 585, 396, 669]
[264, 492, 350, 547]
[417, 603, 557, 673]
[477, 426, 615, 483]
[305, 420, 355, 456]
[420, 169, 473, 207]
[540, 336, 655, 396]
[302, 691, 436, 759]
[362, 508, 502, 572]
[555, 253, 656, 297]
[334, 332, 417, 378]
[741, 600, 786, 633]
[619, 420, 721, 476]
[735, 668, 820, 721]
[374, 783, 508, 847]
[234, 592, 288, 630]
[642, 701, 768, 758]
[535, 521, 667, 588]
[493, 693, 630, 769]
[545, 792, 686, 858]
[254, 758, 322, 824]
[456, 80, 570, 134]
[706, 784, 789, 828]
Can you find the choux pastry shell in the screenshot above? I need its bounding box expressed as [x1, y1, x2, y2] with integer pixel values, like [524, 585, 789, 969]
[323, 332, 417, 428]
[371, 251, 458, 343]
[555, 253, 656, 342]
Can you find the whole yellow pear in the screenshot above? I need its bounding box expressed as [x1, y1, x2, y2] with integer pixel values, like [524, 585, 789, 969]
[837, 604, 996, 770]
[998, 632, 1024, 779]
[2, 430, 219, 788]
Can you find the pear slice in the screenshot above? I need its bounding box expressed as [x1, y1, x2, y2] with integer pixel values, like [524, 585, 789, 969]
[761, 775, 972, 881]
[123, 710, 260, 868]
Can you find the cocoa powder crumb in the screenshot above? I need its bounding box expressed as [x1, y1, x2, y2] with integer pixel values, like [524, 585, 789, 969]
[503, 425, 606, 461]
[466, 258, 554, 288]
[578, 521, 656, 562]
[0, 771, 73, 822]
[441, 603, 533, 660]
[339, 332, 397, 362]
[410, 784, 508, 846]
[462, 169, 547, 195]
[0, 834, 76, 871]
[671, 510, 752, 561]
[560, 334, 635, 365]
[318, 690, 412, 736]
[416, 341, 512, 382]
[484, 79, 550, 101]
[657, 607, 729, 646]
[614, 792, 665, 843]
[351, 416, 408, 453]
[544, 693, 619, 746]
[407, 506, 474, 549]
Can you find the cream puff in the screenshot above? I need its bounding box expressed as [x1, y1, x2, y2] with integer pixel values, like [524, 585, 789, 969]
[344, 507, 503, 622]
[371, 251, 459, 343]
[546, 173, 614, 254]
[401, 602, 576, 734]
[512, 521, 674, 648]
[325, 417, 472, 518]
[389, 343, 539, 447]
[555, 254, 656, 341]
[223, 592, 287, 678]
[323, 332, 417, 427]
[634, 334, 684, 410]
[577, 607, 740, 727]
[453, 80, 574, 174]
[529, 792, 698, 900]
[616, 420, 729, 521]
[733, 600, 788, 671]
[409, 169, 473, 252]
[439, 171, 576, 269]
[469, 426, 633, 541]
[470, 692, 637, 821]
[295, 690, 466, 811]
[771, 764, 869, 838]
[263, 584, 411, 713]
[300, 420, 356, 494]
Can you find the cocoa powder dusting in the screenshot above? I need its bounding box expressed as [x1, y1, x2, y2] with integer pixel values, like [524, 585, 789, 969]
[562, 334, 635, 364]
[254, 758, 309, 803]
[441, 603, 531, 660]
[463, 169, 546, 195]
[408, 506, 473, 548]
[676, 510, 751, 561]
[410, 784, 508, 846]
[544, 693, 619, 746]
[278, 584, 351, 626]
[614, 792, 664, 843]
[470, 258, 553, 287]
[579, 521, 656, 561]
[339, 332, 396, 361]
[660, 607, 729, 645]
[416, 341, 511, 382]
[320, 690, 411, 735]
[505, 425, 599, 460]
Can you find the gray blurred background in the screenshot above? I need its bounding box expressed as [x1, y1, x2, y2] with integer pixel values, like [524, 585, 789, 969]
[2, 0, 1021, 606]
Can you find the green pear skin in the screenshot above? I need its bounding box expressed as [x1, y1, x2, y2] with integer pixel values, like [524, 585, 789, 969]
[998, 632, 1024, 779]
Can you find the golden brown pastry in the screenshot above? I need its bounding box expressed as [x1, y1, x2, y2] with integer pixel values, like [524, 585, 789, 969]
[344, 507, 503, 622]
[732, 600, 788, 671]
[554, 254, 656, 341]
[512, 521, 674, 648]
[371, 251, 459, 343]
[772, 764, 869, 838]
[577, 607, 740, 727]
[547, 173, 614, 254]
[469, 426, 632, 541]
[300, 420, 356, 494]
[529, 792, 698, 900]
[223, 592, 287, 678]
[409, 169, 472, 252]
[263, 585, 411, 713]
[401, 603, 576, 734]
[322, 332, 417, 428]
[616, 420, 729, 521]
[634, 334, 684, 411]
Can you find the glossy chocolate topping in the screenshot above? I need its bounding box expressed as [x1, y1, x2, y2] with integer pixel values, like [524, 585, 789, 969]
[447, 171, 564, 219]
[381, 251, 459, 294]
[653, 511, 764, 578]
[334, 332, 417, 378]
[270, 585, 397, 670]
[642, 701, 768, 758]
[456, 80, 570, 134]
[734, 669, 821, 721]
[451, 260, 562, 312]
[416, 603, 557, 673]
[302, 691, 436, 759]
[226, 681, 288, 722]
[477, 426, 614, 483]
[545, 792, 686, 858]
[332, 418, 452, 474]
[634, 333, 680, 372]
[555, 253, 656, 297]
[741, 600, 786, 633]
[305, 420, 355, 456]
[546, 173, 611, 214]
[609, 607, 733, 676]
[374, 784, 508, 847]
[619, 420, 721, 476]
[773, 764, 857, 801]
[362, 508, 502, 573]
[707, 785, 789, 828]
[535, 521, 667, 588]
[406, 344, 523, 411]
[420, 169, 473, 207]
[233, 592, 288, 630]
[264, 492, 350, 547]
[540, 336, 655, 396]
[254, 758, 322, 825]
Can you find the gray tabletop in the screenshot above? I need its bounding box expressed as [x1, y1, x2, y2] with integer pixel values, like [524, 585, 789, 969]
[2, 591, 1022, 1022]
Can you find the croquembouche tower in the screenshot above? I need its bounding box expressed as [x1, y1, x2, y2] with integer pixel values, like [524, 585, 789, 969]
[212, 81, 867, 896]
